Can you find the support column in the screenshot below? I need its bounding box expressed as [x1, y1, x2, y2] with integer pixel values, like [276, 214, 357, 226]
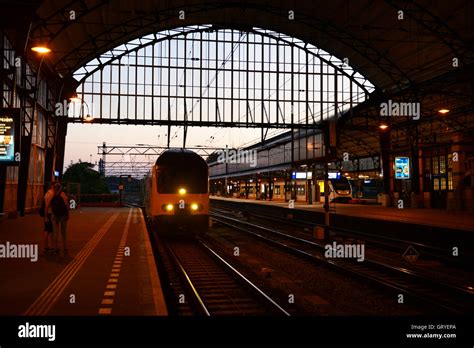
[418, 146, 427, 208]
[0, 33, 5, 214]
[16, 54, 31, 216]
[44, 113, 56, 186]
[449, 133, 468, 210]
[44, 146, 55, 184]
[54, 117, 68, 181]
[17, 133, 32, 216]
[410, 131, 421, 207]
[255, 175, 259, 200]
[379, 128, 392, 207]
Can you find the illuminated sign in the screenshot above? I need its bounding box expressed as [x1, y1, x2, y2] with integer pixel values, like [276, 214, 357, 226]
[395, 157, 410, 179]
[0, 108, 20, 165]
[328, 172, 341, 179]
[291, 171, 313, 180]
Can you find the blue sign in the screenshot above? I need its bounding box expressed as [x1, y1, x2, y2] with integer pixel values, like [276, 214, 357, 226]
[395, 157, 410, 179]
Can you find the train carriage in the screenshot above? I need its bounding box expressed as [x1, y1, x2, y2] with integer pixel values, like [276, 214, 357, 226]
[144, 149, 209, 236]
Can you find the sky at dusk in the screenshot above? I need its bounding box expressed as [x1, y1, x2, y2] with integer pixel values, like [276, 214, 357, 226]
[64, 123, 274, 170]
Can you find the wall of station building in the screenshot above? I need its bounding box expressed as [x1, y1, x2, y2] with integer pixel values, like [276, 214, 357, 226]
[388, 134, 474, 211]
[1, 32, 53, 215]
[210, 131, 474, 210]
[210, 157, 383, 203]
[210, 130, 324, 177]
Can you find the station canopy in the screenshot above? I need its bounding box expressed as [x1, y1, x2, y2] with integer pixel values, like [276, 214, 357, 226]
[2, 0, 473, 157]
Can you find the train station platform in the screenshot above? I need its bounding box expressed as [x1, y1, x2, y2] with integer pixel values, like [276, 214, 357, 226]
[0, 207, 168, 316]
[211, 196, 474, 232]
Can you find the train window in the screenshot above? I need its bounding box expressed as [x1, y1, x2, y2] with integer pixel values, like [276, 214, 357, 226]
[331, 178, 351, 192]
[156, 164, 208, 193]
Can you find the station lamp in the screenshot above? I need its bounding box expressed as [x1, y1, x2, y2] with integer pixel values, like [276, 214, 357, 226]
[69, 94, 94, 122]
[31, 45, 51, 54]
[178, 188, 187, 195]
[69, 93, 82, 103]
[438, 108, 450, 114]
[379, 124, 389, 130]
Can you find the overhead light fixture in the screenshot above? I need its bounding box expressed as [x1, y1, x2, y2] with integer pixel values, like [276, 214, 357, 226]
[379, 124, 389, 130]
[84, 115, 94, 122]
[438, 108, 450, 114]
[31, 46, 51, 54]
[69, 93, 81, 103]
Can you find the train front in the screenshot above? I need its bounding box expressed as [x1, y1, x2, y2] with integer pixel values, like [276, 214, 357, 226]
[150, 149, 209, 235]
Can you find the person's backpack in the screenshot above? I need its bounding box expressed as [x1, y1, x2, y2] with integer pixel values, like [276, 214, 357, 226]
[39, 199, 45, 217]
[51, 193, 68, 217]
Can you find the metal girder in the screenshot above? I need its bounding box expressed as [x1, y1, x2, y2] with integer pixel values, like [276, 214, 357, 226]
[31, 0, 111, 43]
[384, 0, 474, 66]
[34, 1, 401, 93]
[98, 144, 227, 177]
[50, 4, 227, 74]
[75, 25, 373, 94]
[97, 144, 225, 158]
[286, 11, 413, 93]
[44, 111, 56, 183]
[71, 26, 372, 130]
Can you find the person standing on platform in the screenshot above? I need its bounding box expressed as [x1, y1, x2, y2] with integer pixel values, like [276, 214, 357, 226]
[40, 183, 54, 254]
[49, 183, 70, 256]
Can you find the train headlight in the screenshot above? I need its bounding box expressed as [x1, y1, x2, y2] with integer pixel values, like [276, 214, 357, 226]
[191, 203, 199, 211]
[165, 204, 174, 211]
[178, 188, 186, 195]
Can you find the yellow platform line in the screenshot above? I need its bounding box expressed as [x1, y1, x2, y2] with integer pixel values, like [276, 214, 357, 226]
[98, 208, 133, 315]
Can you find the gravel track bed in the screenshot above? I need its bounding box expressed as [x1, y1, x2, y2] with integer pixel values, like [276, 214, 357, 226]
[206, 222, 424, 315]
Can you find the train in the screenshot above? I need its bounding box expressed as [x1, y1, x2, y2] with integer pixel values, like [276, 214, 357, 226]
[327, 172, 352, 203]
[144, 148, 209, 235]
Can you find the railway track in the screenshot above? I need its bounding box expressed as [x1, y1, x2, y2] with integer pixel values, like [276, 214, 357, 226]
[210, 204, 472, 269]
[156, 236, 290, 316]
[209, 210, 474, 314]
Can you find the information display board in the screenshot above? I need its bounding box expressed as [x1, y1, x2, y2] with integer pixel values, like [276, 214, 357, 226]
[291, 171, 313, 180]
[394, 156, 410, 179]
[0, 108, 20, 166]
[328, 172, 341, 179]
